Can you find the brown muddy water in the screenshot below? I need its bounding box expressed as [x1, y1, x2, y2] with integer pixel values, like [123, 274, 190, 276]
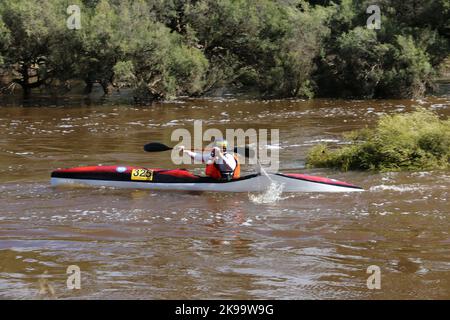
[0, 95, 449, 299]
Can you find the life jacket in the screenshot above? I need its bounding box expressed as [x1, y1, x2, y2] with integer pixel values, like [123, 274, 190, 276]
[205, 153, 240, 180]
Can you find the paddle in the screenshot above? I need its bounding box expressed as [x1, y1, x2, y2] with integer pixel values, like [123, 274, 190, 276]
[143, 142, 255, 158]
[143, 142, 173, 152]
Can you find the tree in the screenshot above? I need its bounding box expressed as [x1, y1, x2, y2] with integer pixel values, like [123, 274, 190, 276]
[0, 15, 10, 66]
[378, 35, 434, 98]
[112, 0, 208, 101]
[0, 0, 68, 98]
[317, 27, 389, 98]
[0, 0, 447, 100]
[315, 0, 448, 98]
[186, 0, 331, 98]
[74, 0, 122, 94]
[257, 3, 331, 97]
[186, 0, 264, 90]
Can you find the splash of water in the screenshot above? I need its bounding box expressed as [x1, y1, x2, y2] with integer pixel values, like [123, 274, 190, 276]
[248, 161, 285, 204]
[249, 180, 284, 204]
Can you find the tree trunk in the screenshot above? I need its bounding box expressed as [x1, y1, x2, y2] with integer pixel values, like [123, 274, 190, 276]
[101, 80, 113, 95]
[15, 63, 49, 99]
[21, 64, 31, 99]
[84, 79, 94, 94]
[23, 85, 31, 99]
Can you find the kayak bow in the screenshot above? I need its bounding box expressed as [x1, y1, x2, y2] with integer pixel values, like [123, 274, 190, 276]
[50, 166, 363, 192]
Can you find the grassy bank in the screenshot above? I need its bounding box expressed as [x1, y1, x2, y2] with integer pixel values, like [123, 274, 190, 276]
[306, 109, 450, 172]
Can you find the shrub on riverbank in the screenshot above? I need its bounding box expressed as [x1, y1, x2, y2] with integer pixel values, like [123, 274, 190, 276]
[306, 109, 450, 171]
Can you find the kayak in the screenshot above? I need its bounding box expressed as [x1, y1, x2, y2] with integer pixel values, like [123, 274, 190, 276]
[50, 165, 363, 192]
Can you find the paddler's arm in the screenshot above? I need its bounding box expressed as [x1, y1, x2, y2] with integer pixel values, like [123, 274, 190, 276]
[178, 146, 210, 163]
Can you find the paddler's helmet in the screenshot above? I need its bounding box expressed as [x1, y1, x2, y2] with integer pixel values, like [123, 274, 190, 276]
[214, 139, 228, 152]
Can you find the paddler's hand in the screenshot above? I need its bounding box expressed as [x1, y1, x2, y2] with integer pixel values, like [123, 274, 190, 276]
[177, 145, 185, 152]
[211, 147, 221, 159]
[214, 147, 224, 158]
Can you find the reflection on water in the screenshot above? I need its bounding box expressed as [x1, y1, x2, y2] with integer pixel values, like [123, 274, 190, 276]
[0, 96, 449, 299]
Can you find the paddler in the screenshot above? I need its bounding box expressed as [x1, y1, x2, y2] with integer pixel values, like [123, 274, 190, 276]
[179, 139, 240, 181]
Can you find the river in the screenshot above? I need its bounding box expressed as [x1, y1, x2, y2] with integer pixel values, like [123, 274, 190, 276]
[0, 95, 449, 299]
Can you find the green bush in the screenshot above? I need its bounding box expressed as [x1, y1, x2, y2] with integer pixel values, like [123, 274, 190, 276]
[306, 109, 450, 172]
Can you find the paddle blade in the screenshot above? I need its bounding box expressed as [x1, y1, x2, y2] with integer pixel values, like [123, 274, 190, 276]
[143, 142, 173, 152]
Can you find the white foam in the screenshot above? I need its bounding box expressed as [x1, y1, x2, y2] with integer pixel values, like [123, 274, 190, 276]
[370, 185, 420, 192]
[249, 181, 284, 204]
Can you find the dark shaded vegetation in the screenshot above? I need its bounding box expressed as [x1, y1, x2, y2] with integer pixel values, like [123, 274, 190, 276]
[0, 0, 448, 101]
[307, 109, 450, 172]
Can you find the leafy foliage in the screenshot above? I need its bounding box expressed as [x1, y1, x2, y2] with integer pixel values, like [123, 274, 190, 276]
[315, 0, 449, 98]
[0, 0, 448, 100]
[0, 0, 68, 96]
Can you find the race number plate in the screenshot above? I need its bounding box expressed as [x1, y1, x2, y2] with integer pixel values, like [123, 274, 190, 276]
[131, 168, 153, 181]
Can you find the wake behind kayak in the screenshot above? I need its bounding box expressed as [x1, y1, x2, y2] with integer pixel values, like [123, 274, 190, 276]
[50, 165, 364, 193]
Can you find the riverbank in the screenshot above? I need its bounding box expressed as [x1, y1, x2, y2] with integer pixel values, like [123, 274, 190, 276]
[1, 80, 449, 109]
